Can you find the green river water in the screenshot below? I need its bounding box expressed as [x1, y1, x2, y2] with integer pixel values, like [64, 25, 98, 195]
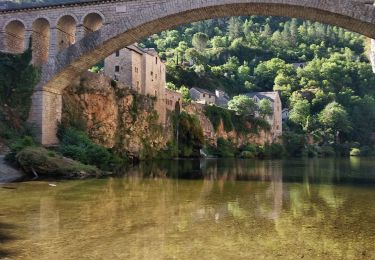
[0, 158, 375, 259]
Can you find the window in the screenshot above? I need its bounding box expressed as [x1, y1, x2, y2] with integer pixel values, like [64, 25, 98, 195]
[115, 50, 120, 57]
[203, 94, 206, 98]
[151, 71, 153, 76]
[115, 66, 120, 72]
[156, 57, 158, 64]
[135, 67, 138, 73]
[137, 81, 139, 88]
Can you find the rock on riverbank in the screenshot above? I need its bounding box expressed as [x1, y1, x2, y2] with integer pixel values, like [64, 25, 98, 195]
[0, 155, 24, 183]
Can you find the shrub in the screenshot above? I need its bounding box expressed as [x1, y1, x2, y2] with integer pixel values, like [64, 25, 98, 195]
[16, 147, 100, 178]
[204, 105, 233, 132]
[263, 143, 285, 158]
[58, 127, 125, 170]
[240, 151, 255, 158]
[350, 148, 361, 157]
[359, 146, 372, 156]
[5, 136, 37, 164]
[319, 145, 335, 157]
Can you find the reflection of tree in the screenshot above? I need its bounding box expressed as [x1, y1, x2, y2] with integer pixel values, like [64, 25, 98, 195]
[1, 159, 375, 259]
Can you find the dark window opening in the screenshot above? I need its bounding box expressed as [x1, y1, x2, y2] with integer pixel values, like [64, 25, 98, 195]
[115, 50, 120, 57]
[115, 66, 120, 72]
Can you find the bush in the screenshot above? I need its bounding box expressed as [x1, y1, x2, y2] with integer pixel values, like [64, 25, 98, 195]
[359, 146, 372, 156]
[5, 136, 37, 164]
[240, 151, 256, 158]
[350, 148, 361, 157]
[58, 127, 125, 170]
[263, 143, 285, 158]
[216, 138, 236, 158]
[16, 147, 100, 178]
[319, 145, 335, 157]
[302, 145, 319, 158]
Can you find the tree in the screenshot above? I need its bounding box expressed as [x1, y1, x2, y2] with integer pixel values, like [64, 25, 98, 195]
[227, 17, 242, 40]
[178, 85, 191, 102]
[254, 58, 289, 91]
[289, 98, 311, 130]
[237, 61, 251, 82]
[228, 95, 257, 117]
[318, 102, 351, 142]
[192, 32, 209, 52]
[258, 99, 273, 118]
[0, 47, 40, 128]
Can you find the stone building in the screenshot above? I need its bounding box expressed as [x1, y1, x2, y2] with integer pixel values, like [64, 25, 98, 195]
[104, 44, 182, 127]
[104, 44, 166, 99]
[189, 87, 216, 105]
[245, 92, 283, 142]
[215, 90, 229, 107]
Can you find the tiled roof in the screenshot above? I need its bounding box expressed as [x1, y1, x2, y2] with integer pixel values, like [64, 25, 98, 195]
[245, 92, 278, 102]
[191, 87, 215, 96]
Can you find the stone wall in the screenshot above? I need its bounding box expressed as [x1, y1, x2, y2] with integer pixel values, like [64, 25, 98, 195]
[62, 72, 170, 159]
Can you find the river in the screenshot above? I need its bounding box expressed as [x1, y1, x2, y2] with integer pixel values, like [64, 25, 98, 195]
[1, 158, 375, 259]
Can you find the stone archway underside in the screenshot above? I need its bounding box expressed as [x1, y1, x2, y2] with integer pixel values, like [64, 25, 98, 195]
[40, 1, 375, 93]
[23, 0, 375, 144]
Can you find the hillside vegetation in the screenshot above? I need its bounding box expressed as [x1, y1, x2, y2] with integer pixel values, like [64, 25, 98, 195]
[141, 16, 375, 155]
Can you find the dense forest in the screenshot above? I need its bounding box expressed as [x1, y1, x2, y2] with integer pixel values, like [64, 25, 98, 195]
[141, 16, 375, 155]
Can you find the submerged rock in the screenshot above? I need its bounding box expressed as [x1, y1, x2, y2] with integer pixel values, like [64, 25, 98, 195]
[16, 147, 101, 179]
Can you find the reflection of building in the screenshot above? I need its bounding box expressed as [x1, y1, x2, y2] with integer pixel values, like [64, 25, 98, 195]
[246, 92, 283, 142]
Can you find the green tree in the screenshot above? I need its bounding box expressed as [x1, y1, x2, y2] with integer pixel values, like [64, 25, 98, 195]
[258, 99, 273, 118]
[192, 32, 209, 52]
[289, 98, 311, 130]
[178, 85, 191, 102]
[228, 95, 257, 117]
[318, 102, 351, 142]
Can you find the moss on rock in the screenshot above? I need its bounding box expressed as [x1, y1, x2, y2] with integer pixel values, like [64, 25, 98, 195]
[16, 147, 101, 179]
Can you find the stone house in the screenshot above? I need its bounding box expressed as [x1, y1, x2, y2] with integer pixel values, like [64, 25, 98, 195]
[104, 44, 166, 100]
[189, 87, 216, 105]
[104, 44, 181, 127]
[245, 92, 283, 142]
[215, 90, 229, 107]
[165, 88, 182, 113]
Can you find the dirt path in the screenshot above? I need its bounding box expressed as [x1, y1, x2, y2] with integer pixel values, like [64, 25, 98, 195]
[0, 156, 24, 183]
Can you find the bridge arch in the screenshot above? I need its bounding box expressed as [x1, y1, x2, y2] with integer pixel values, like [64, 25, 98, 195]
[56, 14, 78, 53]
[4, 19, 26, 53]
[32, 18, 50, 66]
[82, 11, 105, 36]
[27, 0, 375, 144]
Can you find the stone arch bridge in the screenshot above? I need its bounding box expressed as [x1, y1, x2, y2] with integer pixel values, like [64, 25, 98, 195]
[1, 0, 375, 144]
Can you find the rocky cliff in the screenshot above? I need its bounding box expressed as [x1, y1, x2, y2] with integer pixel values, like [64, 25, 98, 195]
[184, 103, 275, 147]
[62, 72, 170, 159]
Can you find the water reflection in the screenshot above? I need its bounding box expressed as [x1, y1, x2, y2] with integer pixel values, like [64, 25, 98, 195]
[0, 158, 375, 259]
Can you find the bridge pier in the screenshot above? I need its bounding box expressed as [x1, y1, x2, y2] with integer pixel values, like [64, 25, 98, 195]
[371, 39, 375, 73]
[29, 89, 62, 145]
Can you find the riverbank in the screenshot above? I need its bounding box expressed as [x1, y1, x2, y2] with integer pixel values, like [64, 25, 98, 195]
[0, 155, 24, 183]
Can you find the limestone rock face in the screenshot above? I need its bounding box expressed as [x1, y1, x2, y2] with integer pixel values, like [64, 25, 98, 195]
[62, 72, 169, 159]
[183, 103, 275, 147]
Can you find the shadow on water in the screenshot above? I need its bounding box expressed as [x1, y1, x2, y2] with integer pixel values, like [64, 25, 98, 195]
[0, 221, 17, 258]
